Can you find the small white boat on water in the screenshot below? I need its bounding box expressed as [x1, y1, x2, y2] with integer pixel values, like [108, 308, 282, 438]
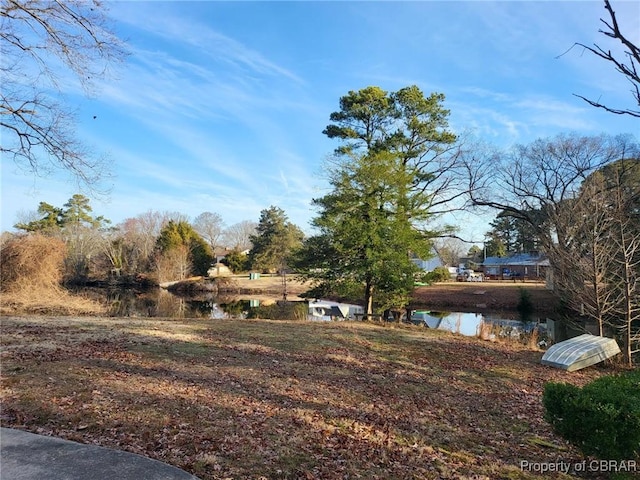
[541, 334, 621, 372]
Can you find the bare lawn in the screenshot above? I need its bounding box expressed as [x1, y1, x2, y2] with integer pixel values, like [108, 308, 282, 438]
[1, 315, 614, 479]
[222, 275, 559, 313]
[411, 281, 560, 313]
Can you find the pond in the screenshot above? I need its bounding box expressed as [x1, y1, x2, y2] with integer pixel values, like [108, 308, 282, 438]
[77, 287, 253, 319]
[75, 287, 551, 345]
[410, 310, 549, 345]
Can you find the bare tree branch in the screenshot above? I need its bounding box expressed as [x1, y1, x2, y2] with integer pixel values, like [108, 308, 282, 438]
[0, 0, 127, 187]
[565, 0, 640, 117]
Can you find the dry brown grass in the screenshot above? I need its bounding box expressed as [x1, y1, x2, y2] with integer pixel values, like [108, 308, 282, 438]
[1, 289, 105, 316]
[1, 316, 617, 480]
[1, 235, 105, 315]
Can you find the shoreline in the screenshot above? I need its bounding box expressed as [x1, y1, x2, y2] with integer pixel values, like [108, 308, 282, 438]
[217, 275, 559, 314]
[1, 276, 560, 317]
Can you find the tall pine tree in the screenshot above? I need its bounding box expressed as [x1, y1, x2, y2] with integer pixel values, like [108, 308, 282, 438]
[299, 85, 459, 315]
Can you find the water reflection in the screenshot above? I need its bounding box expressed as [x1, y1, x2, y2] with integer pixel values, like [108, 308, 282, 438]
[93, 288, 271, 319]
[79, 288, 547, 344]
[77, 287, 219, 319]
[410, 310, 548, 343]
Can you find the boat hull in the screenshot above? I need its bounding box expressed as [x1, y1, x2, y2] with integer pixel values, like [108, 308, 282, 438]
[541, 334, 621, 372]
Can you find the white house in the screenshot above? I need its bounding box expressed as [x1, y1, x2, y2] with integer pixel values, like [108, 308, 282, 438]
[411, 247, 444, 272]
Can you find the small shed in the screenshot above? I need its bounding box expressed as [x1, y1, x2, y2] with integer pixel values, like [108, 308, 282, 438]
[541, 334, 621, 372]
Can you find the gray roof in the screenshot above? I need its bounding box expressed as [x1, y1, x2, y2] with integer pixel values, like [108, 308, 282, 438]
[482, 253, 549, 267]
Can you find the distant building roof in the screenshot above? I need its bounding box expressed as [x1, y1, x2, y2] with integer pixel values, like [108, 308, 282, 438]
[482, 253, 549, 267]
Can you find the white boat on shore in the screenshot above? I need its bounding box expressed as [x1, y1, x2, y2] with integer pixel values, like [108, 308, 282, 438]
[541, 334, 621, 372]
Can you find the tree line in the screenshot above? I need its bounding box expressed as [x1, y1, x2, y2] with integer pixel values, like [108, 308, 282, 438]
[6, 199, 303, 285]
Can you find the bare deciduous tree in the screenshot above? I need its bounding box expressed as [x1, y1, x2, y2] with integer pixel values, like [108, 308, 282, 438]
[605, 163, 640, 366]
[568, 0, 640, 117]
[98, 230, 125, 276]
[433, 238, 467, 266]
[1, 0, 126, 185]
[193, 212, 225, 253]
[222, 220, 257, 251]
[156, 245, 191, 283]
[467, 133, 640, 364]
[550, 174, 618, 336]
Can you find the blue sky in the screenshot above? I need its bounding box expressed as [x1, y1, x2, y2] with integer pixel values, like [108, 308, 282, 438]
[2, 1, 639, 243]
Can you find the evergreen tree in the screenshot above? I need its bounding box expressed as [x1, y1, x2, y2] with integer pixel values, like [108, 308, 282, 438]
[156, 220, 212, 278]
[222, 250, 250, 273]
[485, 209, 541, 254]
[484, 235, 507, 258]
[298, 152, 431, 315]
[14, 202, 64, 233]
[249, 206, 303, 274]
[467, 245, 483, 263]
[299, 85, 459, 316]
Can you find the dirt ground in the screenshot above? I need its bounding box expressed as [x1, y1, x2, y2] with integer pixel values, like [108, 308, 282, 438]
[411, 281, 560, 313]
[219, 275, 559, 313]
[215, 274, 310, 300]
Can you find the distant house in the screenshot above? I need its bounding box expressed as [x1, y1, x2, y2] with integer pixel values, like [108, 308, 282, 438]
[411, 247, 444, 272]
[212, 247, 250, 263]
[481, 252, 549, 280]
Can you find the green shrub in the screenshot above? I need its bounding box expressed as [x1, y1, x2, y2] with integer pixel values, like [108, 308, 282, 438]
[421, 266, 451, 284]
[222, 250, 250, 273]
[543, 369, 640, 460]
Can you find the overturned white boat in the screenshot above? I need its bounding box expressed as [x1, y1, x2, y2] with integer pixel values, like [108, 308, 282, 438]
[541, 334, 621, 372]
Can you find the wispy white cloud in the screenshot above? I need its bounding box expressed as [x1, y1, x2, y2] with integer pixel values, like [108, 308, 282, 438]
[458, 87, 513, 104]
[512, 97, 592, 131]
[112, 4, 303, 85]
[451, 86, 600, 146]
[99, 47, 241, 121]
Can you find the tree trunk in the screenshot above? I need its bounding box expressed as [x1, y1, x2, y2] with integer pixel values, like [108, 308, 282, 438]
[617, 220, 636, 368]
[364, 279, 374, 319]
